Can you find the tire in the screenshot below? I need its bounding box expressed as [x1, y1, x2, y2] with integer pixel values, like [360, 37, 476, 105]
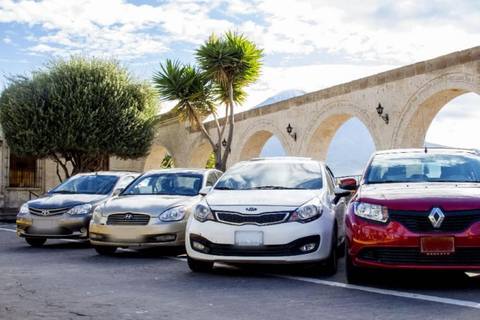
[25, 237, 46, 247]
[187, 256, 213, 272]
[94, 246, 117, 256]
[323, 229, 338, 276]
[345, 246, 364, 284]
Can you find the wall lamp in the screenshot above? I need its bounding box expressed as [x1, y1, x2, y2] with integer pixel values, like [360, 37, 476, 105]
[376, 103, 389, 124]
[222, 139, 227, 147]
[286, 123, 297, 141]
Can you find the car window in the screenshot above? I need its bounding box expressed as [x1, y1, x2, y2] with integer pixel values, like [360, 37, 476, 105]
[365, 152, 480, 183]
[51, 175, 118, 195]
[206, 172, 218, 187]
[122, 173, 203, 196]
[117, 176, 135, 189]
[214, 161, 322, 190]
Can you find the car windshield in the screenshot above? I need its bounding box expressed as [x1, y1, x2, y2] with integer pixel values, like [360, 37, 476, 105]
[122, 173, 203, 196]
[51, 175, 119, 195]
[214, 161, 323, 190]
[364, 152, 480, 184]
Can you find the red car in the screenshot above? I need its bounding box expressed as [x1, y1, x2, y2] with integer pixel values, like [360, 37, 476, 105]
[344, 148, 480, 283]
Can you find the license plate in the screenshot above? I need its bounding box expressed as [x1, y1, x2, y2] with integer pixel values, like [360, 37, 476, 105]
[33, 220, 55, 229]
[235, 231, 263, 246]
[420, 236, 455, 254]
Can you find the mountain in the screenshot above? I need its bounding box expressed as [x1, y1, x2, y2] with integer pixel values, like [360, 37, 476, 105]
[252, 89, 307, 109]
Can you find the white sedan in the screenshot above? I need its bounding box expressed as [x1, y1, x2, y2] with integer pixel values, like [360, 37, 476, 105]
[185, 157, 350, 274]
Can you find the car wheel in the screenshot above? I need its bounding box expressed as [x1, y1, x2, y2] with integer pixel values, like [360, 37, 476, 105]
[25, 237, 46, 247]
[323, 229, 338, 276]
[345, 246, 364, 284]
[94, 246, 117, 256]
[187, 256, 213, 272]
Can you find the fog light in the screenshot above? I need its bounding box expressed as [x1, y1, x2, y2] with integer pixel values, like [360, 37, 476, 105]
[156, 234, 176, 242]
[300, 243, 316, 252]
[80, 227, 87, 234]
[192, 241, 206, 251]
[90, 233, 104, 240]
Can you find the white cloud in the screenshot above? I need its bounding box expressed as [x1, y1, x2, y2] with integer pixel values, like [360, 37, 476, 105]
[3, 37, 11, 44]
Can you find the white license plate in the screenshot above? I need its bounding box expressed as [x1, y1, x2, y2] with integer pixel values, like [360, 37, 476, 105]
[235, 231, 263, 246]
[33, 220, 55, 229]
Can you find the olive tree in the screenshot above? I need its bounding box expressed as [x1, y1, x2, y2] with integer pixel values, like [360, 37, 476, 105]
[0, 56, 159, 181]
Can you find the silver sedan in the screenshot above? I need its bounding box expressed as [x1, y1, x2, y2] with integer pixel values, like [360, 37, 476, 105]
[89, 168, 222, 255]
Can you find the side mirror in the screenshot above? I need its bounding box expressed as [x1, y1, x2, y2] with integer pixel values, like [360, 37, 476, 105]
[112, 188, 124, 196]
[199, 186, 212, 196]
[47, 189, 53, 194]
[333, 186, 352, 204]
[339, 178, 358, 191]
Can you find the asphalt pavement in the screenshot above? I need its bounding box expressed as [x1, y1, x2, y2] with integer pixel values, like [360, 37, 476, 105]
[1, 222, 479, 320]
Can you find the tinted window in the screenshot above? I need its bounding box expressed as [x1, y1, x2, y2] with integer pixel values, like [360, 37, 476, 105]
[52, 175, 118, 195]
[206, 172, 218, 187]
[365, 152, 480, 183]
[122, 173, 203, 196]
[215, 161, 322, 190]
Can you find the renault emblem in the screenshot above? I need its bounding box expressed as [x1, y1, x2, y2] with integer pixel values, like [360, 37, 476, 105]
[41, 210, 50, 216]
[124, 213, 134, 220]
[428, 207, 445, 228]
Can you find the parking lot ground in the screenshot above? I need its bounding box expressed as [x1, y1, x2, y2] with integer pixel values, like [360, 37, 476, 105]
[1, 222, 479, 320]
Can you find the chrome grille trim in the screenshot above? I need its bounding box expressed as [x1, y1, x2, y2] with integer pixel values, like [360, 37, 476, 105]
[107, 213, 150, 226]
[214, 211, 290, 226]
[29, 206, 71, 216]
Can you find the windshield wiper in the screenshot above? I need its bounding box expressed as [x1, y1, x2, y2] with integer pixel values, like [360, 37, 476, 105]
[51, 190, 77, 194]
[252, 186, 296, 190]
[215, 186, 234, 190]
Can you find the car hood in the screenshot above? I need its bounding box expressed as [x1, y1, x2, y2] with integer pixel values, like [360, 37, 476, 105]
[205, 190, 321, 208]
[104, 194, 199, 216]
[27, 193, 109, 208]
[357, 183, 480, 211]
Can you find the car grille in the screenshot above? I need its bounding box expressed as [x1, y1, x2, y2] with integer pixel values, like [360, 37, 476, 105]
[389, 209, 480, 233]
[214, 211, 290, 226]
[29, 207, 71, 216]
[107, 213, 150, 225]
[358, 247, 480, 266]
[190, 234, 320, 256]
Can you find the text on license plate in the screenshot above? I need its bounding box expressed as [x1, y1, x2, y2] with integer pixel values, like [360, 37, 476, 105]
[235, 231, 263, 246]
[420, 236, 455, 255]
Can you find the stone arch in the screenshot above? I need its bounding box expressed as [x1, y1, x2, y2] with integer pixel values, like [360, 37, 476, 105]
[393, 72, 480, 149]
[233, 119, 290, 163]
[189, 141, 213, 168]
[141, 140, 176, 171]
[302, 100, 379, 161]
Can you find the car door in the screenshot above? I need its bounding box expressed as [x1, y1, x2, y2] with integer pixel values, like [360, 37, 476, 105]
[326, 166, 346, 243]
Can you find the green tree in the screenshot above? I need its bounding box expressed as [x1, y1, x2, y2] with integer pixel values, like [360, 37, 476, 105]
[0, 56, 159, 181]
[153, 31, 263, 171]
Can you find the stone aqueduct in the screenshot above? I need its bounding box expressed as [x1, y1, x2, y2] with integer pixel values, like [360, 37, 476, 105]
[122, 46, 480, 172]
[2, 46, 480, 211]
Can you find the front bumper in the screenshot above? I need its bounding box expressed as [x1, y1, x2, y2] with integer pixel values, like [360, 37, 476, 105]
[16, 214, 90, 239]
[346, 213, 480, 270]
[89, 219, 186, 248]
[186, 215, 334, 264]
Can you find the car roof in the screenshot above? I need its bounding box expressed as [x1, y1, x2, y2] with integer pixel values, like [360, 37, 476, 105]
[248, 156, 323, 164]
[74, 171, 139, 177]
[374, 147, 480, 156]
[142, 168, 214, 175]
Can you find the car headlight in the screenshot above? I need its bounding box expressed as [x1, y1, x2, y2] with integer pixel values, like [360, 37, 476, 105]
[194, 203, 214, 222]
[159, 206, 187, 222]
[92, 205, 103, 221]
[289, 198, 323, 222]
[354, 202, 389, 223]
[67, 204, 93, 215]
[19, 203, 29, 215]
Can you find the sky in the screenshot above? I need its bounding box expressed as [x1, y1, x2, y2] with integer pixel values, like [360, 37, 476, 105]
[1, 0, 480, 149]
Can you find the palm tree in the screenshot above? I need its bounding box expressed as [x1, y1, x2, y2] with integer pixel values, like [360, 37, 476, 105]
[196, 31, 263, 171]
[153, 32, 263, 171]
